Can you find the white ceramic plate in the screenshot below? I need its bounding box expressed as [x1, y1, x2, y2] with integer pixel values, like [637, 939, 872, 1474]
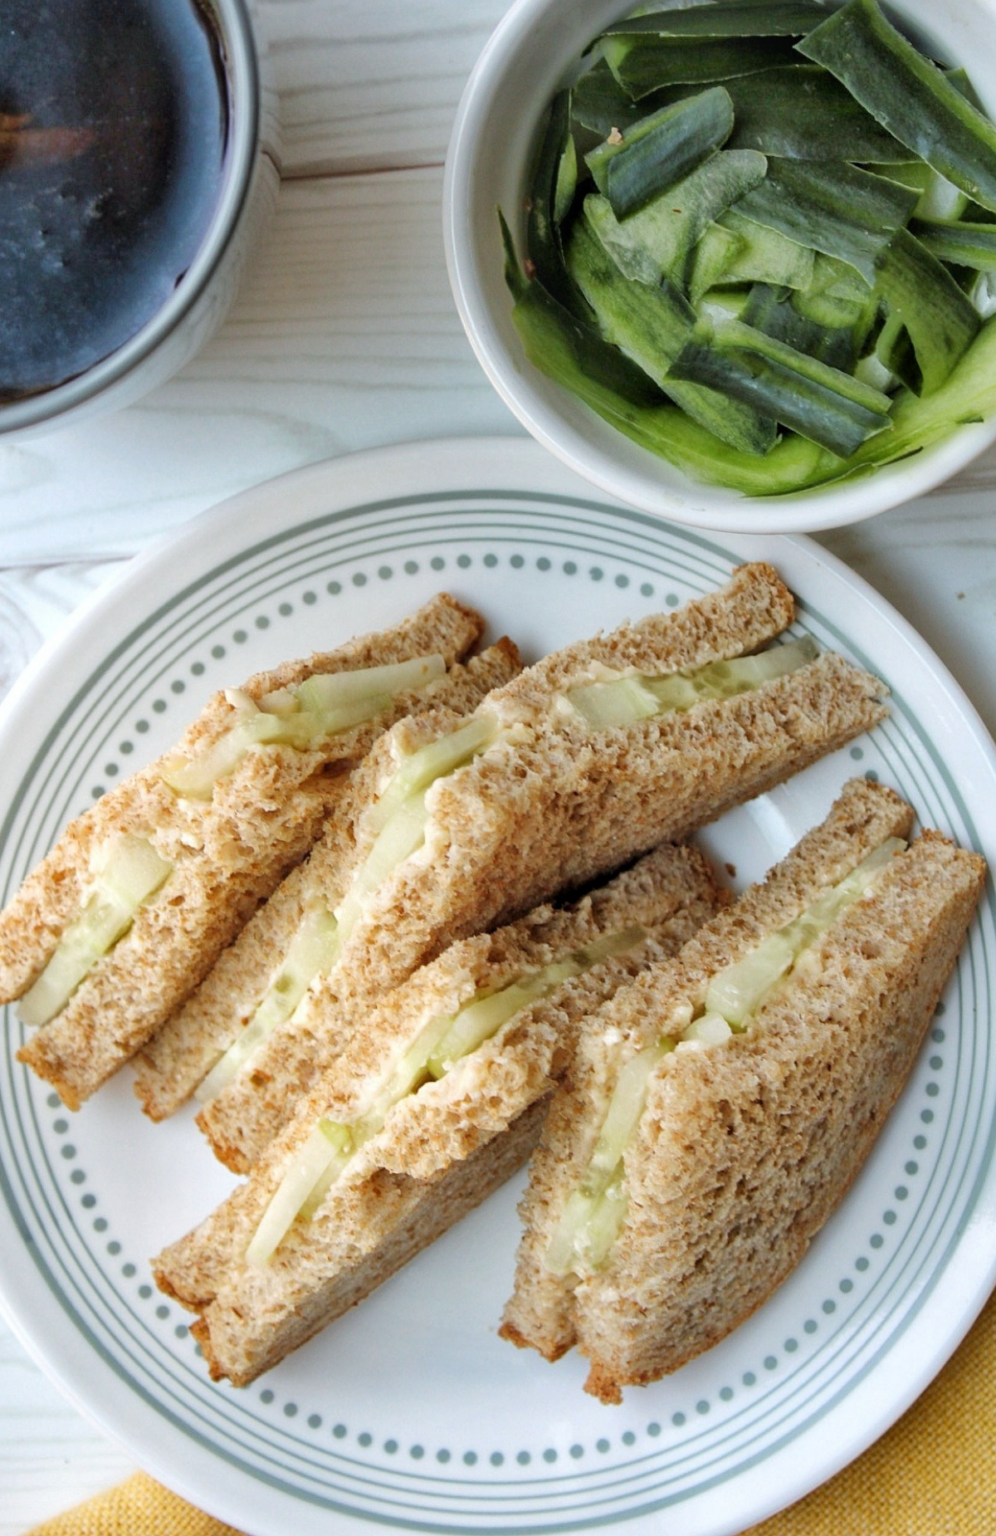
[1, 438, 994, 1536]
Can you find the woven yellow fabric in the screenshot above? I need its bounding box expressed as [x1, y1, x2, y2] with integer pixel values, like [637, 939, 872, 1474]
[25, 1472, 244, 1536]
[747, 1283, 996, 1536]
[25, 1288, 996, 1536]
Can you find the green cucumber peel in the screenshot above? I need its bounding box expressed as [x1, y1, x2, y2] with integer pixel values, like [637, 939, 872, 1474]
[602, 3, 830, 40]
[501, 211, 665, 408]
[509, 0, 996, 495]
[875, 228, 980, 394]
[597, 87, 736, 219]
[724, 63, 908, 161]
[671, 316, 892, 456]
[527, 89, 585, 316]
[604, 33, 800, 99]
[797, 0, 996, 211]
[740, 283, 861, 373]
[911, 216, 996, 272]
[731, 158, 919, 285]
[717, 209, 816, 290]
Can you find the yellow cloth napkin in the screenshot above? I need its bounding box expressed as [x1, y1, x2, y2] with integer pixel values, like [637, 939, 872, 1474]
[26, 1286, 996, 1536]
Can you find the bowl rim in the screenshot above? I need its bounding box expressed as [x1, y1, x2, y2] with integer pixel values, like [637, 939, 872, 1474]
[442, 0, 996, 534]
[0, 0, 261, 437]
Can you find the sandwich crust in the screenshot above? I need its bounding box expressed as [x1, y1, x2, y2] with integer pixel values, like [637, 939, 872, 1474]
[153, 842, 724, 1383]
[499, 780, 986, 1401]
[192, 566, 887, 1170]
[9, 594, 489, 1109]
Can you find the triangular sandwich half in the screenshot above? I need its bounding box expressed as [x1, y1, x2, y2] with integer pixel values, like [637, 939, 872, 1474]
[153, 840, 725, 1386]
[499, 778, 986, 1403]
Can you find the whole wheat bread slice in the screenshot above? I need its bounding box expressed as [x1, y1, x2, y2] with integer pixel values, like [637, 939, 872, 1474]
[153, 841, 724, 1384]
[9, 594, 492, 1108]
[499, 779, 986, 1402]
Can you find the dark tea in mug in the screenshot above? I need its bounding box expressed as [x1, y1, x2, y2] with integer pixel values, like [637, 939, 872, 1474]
[0, 0, 230, 403]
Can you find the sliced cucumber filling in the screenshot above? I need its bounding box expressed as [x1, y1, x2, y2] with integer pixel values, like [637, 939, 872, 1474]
[545, 834, 905, 1277]
[334, 713, 502, 946]
[18, 835, 173, 1027]
[245, 925, 648, 1265]
[565, 633, 818, 728]
[245, 1120, 354, 1267]
[546, 1040, 671, 1275]
[195, 899, 341, 1103]
[161, 653, 447, 799]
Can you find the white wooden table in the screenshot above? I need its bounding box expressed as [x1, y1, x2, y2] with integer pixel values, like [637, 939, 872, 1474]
[2, 4, 996, 1530]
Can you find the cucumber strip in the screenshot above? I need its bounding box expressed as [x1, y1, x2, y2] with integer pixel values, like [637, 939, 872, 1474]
[604, 34, 799, 100]
[707, 314, 894, 414]
[602, 2, 828, 39]
[846, 312, 996, 468]
[195, 900, 340, 1102]
[911, 217, 996, 272]
[797, 0, 996, 212]
[671, 317, 893, 455]
[568, 636, 817, 726]
[18, 836, 173, 1027]
[571, 58, 651, 139]
[597, 88, 736, 219]
[790, 262, 876, 330]
[502, 211, 666, 407]
[741, 283, 861, 373]
[565, 210, 695, 367]
[689, 225, 745, 302]
[718, 208, 815, 290]
[583, 150, 767, 289]
[732, 158, 919, 284]
[583, 88, 723, 193]
[725, 64, 908, 161]
[567, 212, 779, 454]
[877, 161, 933, 195]
[875, 310, 922, 396]
[526, 89, 583, 315]
[875, 229, 980, 394]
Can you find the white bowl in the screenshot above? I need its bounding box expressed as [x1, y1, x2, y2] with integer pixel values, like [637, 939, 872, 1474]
[443, 0, 996, 533]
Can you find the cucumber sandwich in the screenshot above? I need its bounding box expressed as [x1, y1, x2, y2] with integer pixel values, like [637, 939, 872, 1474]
[1, 594, 513, 1108]
[499, 778, 986, 1402]
[153, 842, 725, 1386]
[139, 562, 888, 1175]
